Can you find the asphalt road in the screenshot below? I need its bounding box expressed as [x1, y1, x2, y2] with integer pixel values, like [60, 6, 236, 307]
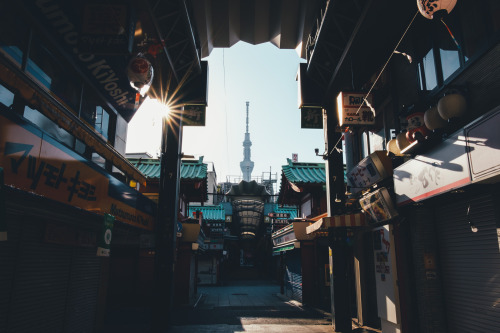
[168, 281, 334, 332]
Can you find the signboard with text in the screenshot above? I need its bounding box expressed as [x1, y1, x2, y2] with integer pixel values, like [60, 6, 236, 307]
[301, 107, 323, 129]
[0, 111, 155, 230]
[183, 104, 206, 126]
[394, 131, 470, 206]
[269, 212, 290, 218]
[336, 92, 375, 127]
[97, 214, 115, 256]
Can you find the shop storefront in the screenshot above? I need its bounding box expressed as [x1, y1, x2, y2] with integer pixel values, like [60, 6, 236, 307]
[394, 105, 500, 332]
[0, 110, 156, 331]
[272, 221, 319, 305]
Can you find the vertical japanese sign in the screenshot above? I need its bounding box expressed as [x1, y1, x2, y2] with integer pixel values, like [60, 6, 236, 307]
[300, 107, 323, 129]
[0, 167, 6, 241]
[97, 213, 115, 256]
[182, 104, 206, 126]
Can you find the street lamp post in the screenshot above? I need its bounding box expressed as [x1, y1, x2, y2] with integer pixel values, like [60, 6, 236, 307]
[152, 110, 183, 331]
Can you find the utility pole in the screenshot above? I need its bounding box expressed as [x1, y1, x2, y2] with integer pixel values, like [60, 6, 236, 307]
[152, 112, 183, 331]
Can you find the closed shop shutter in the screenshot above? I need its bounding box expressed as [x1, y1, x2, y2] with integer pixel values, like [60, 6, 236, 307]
[7, 220, 72, 333]
[435, 194, 500, 332]
[285, 250, 302, 302]
[0, 216, 22, 331]
[64, 247, 101, 333]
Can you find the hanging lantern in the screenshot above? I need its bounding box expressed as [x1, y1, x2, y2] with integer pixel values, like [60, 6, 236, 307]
[417, 0, 457, 19]
[396, 132, 411, 151]
[127, 54, 154, 95]
[437, 93, 466, 120]
[424, 106, 448, 130]
[405, 112, 431, 142]
[386, 138, 403, 156]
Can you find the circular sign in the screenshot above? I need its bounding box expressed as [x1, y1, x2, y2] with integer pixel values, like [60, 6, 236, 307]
[104, 229, 112, 245]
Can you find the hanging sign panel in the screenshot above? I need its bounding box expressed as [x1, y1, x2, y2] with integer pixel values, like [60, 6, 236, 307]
[301, 107, 323, 129]
[97, 214, 115, 257]
[183, 104, 206, 126]
[337, 92, 375, 127]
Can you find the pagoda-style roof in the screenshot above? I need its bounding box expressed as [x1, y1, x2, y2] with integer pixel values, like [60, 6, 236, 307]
[129, 156, 208, 181]
[282, 158, 326, 185]
[279, 159, 326, 205]
[128, 156, 208, 202]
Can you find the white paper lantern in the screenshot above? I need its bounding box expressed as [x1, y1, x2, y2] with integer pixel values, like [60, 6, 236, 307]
[127, 54, 154, 94]
[387, 138, 403, 156]
[417, 0, 457, 19]
[424, 106, 448, 130]
[396, 132, 411, 151]
[437, 93, 467, 120]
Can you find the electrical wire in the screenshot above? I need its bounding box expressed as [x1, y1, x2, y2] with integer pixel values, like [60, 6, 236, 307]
[328, 133, 344, 156]
[355, 10, 420, 115]
[223, 48, 230, 174]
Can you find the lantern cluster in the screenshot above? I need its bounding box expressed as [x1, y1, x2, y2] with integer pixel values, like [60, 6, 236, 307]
[387, 92, 467, 156]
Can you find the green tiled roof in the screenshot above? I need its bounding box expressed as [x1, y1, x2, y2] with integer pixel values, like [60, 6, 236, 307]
[188, 205, 226, 220]
[282, 158, 325, 185]
[128, 157, 207, 180]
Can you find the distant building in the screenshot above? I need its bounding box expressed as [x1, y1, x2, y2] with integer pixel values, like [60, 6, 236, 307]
[239, 101, 254, 181]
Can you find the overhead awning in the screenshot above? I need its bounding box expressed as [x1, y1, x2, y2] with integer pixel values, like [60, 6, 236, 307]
[306, 213, 367, 234]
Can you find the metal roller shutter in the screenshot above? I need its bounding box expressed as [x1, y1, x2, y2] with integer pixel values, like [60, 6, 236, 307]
[285, 250, 302, 302]
[435, 194, 500, 332]
[64, 247, 101, 333]
[7, 220, 72, 333]
[0, 216, 22, 331]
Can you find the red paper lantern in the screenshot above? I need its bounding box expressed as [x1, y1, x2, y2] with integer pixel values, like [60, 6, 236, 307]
[406, 112, 431, 142]
[127, 54, 154, 94]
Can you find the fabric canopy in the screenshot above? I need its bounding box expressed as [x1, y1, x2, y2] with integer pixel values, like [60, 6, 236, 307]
[306, 213, 367, 234]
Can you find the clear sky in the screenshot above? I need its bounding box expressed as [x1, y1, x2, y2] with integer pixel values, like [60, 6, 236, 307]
[126, 41, 326, 189]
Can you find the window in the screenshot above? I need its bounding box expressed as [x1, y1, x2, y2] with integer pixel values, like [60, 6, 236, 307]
[0, 84, 14, 108]
[414, 0, 500, 93]
[421, 49, 438, 91]
[24, 106, 76, 149]
[95, 106, 110, 138]
[81, 86, 113, 140]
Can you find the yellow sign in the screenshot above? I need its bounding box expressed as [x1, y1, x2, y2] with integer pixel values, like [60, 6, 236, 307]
[0, 112, 155, 230]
